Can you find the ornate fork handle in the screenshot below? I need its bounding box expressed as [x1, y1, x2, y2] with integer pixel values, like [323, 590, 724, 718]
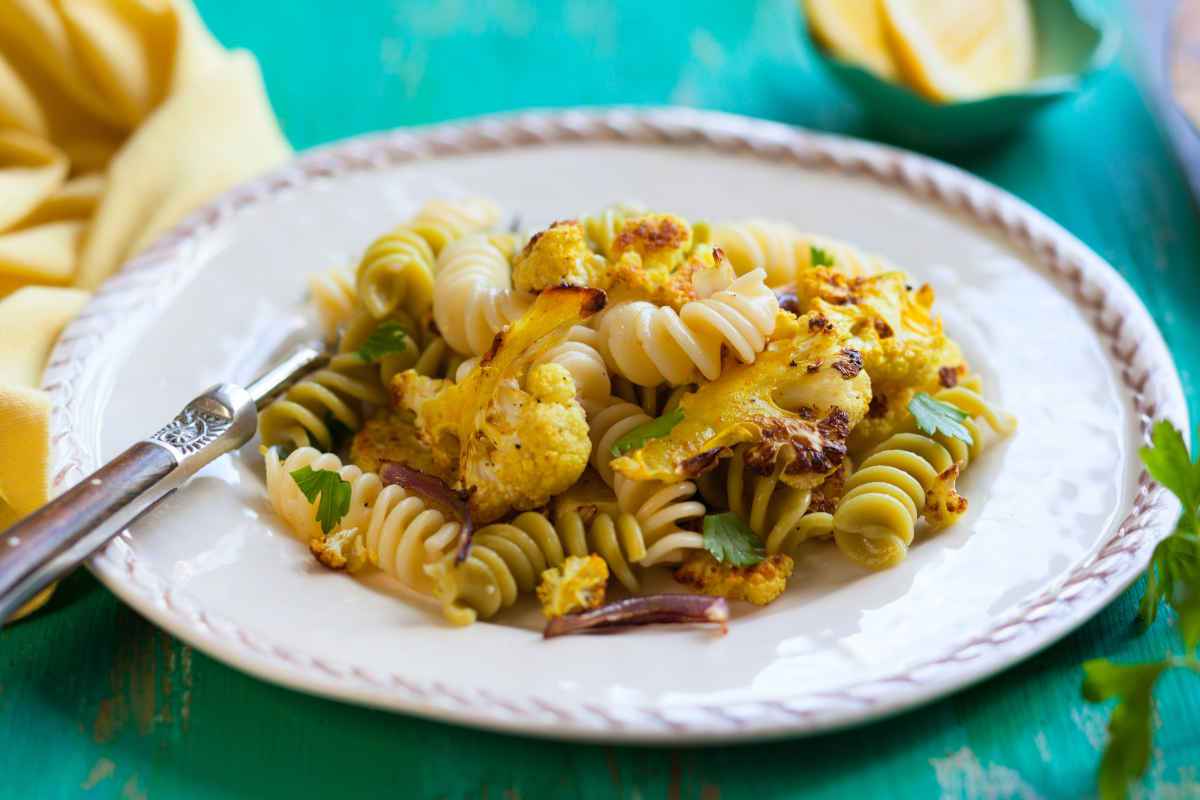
[0, 386, 257, 622]
[0, 344, 326, 623]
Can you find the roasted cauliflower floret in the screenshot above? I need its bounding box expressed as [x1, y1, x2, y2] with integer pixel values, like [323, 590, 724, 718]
[394, 287, 604, 523]
[513, 214, 712, 310]
[390, 372, 459, 477]
[606, 212, 693, 273]
[458, 362, 590, 521]
[851, 385, 919, 454]
[674, 552, 794, 606]
[781, 269, 967, 453]
[350, 410, 454, 483]
[808, 459, 851, 513]
[611, 312, 871, 490]
[924, 463, 968, 529]
[512, 220, 607, 292]
[309, 528, 367, 572]
[609, 242, 720, 310]
[790, 270, 963, 384]
[537, 554, 609, 618]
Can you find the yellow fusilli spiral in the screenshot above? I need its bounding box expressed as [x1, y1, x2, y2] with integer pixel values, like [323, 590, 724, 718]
[341, 311, 467, 387]
[259, 352, 386, 451]
[553, 504, 648, 593]
[422, 502, 667, 624]
[307, 266, 357, 340]
[433, 232, 531, 356]
[408, 197, 502, 255]
[266, 448, 461, 596]
[596, 267, 778, 385]
[261, 308, 471, 451]
[356, 198, 500, 321]
[406, 334, 470, 382]
[532, 326, 610, 415]
[424, 511, 566, 625]
[721, 445, 835, 556]
[710, 220, 884, 285]
[833, 387, 1015, 569]
[588, 396, 706, 566]
[610, 376, 692, 418]
[355, 227, 436, 321]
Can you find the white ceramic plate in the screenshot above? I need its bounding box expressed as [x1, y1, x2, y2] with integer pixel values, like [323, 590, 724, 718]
[45, 109, 1187, 743]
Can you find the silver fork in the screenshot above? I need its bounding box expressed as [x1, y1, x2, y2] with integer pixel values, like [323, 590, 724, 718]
[0, 345, 327, 622]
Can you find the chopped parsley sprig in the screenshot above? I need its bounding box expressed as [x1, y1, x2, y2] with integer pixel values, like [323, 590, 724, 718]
[357, 321, 409, 363]
[1082, 420, 1200, 799]
[610, 407, 684, 457]
[810, 245, 835, 268]
[290, 466, 352, 534]
[908, 392, 973, 445]
[702, 512, 764, 568]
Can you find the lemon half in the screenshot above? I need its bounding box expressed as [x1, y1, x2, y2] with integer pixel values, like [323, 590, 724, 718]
[880, 0, 1035, 102]
[805, 0, 899, 79]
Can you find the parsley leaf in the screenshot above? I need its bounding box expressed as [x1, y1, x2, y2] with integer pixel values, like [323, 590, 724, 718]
[357, 321, 409, 363]
[290, 466, 352, 535]
[1084, 421, 1200, 800]
[810, 245, 835, 268]
[1140, 420, 1199, 527]
[1138, 523, 1200, 645]
[1082, 659, 1170, 800]
[1135, 421, 1200, 646]
[702, 512, 765, 567]
[610, 407, 684, 457]
[908, 392, 973, 445]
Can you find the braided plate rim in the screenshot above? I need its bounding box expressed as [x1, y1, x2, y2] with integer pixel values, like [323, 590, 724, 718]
[42, 107, 1188, 743]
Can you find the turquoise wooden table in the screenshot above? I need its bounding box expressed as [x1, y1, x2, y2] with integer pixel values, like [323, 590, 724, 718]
[3, 1, 1199, 797]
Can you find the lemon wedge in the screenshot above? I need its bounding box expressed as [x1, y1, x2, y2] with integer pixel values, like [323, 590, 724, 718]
[804, 0, 899, 80]
[880, 0, 1035, 101]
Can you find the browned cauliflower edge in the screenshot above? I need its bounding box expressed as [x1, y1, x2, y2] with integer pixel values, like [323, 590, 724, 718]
[393, 287, 605, 523]
[537, 554, 610, 618]
[673, 552, 795, 606]
[309, 528, 367, 572]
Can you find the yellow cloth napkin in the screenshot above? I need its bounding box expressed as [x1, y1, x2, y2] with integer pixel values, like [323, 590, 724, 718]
[0, 0, 291, 621]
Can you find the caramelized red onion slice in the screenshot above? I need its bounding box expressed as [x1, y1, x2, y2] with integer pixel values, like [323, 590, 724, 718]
[773, 287, 802, 317]
[379, 461, 475, 561]
[543, 595, 729, 638]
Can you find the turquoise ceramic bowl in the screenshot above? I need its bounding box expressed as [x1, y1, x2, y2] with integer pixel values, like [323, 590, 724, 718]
[800, 0, 1119, 150]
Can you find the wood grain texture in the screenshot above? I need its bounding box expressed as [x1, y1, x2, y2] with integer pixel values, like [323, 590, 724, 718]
[2, 0, 1198, 797]
[0, 442, 175, 620]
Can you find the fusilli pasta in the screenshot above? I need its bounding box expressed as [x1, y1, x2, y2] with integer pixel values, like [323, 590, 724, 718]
[267, 448, 461, 596]
[553, 503, 647, 593]
[307, 266, 357, 340]
[832, 386, 1015, 569]
[595, 266, 778, 385]
[432, 232, 531, 356]
[266, 447, 377, 541]
[588, 396, 706, 566]
[409, 197, 502, 255]
[424, 511, 566, 625]
[710, 220, 884, 285]
[356, 198, 500, 321]
[263, 203, 1019, 628]
[580, 201, 645, 255]
[422, 501, 671, 623]
[259, 352, 386, 451]
[722, 444, 835, 556]
[341, 311, 467, 386]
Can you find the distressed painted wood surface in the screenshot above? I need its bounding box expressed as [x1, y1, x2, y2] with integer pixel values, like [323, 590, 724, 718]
[3, 0, 1199, 797]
